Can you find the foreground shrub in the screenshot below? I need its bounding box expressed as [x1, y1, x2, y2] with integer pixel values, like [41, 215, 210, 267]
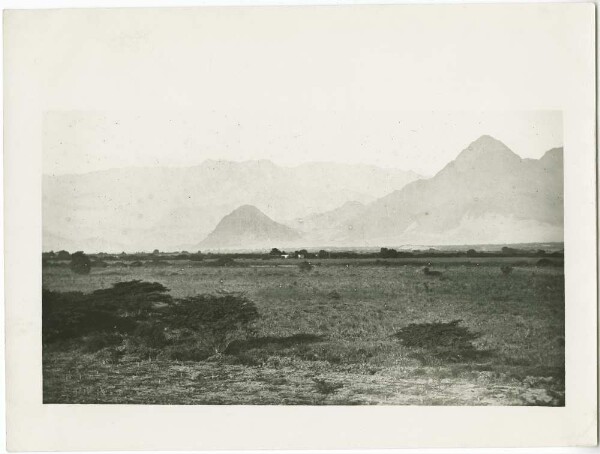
[393, 320, 490, 363]
[42, 289, 135, 343]
[42, 281, 171, 343]
[89, 280, 172, 316]
[43, 282, 261, 362]
[166, 294, 259, 354]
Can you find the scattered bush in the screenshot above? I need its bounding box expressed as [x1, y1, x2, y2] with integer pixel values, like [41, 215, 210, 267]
[56, 250, 71, 260]
[214, 257, 236, 267]
[393, 320, 489, 363]
[70, 251, 91, 274]
[298, 261, 313, 272]
[500, 265, 513, 275]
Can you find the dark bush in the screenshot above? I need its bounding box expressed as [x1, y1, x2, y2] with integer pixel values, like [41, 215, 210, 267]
[393, 320, 489, 363]
[56, 250, 71, 260]
[298, 261, 313, 272]
[166, 294, 259, 354]
[89, 280, 172, 315]
[500, 265, 513, 275]
[70, 251, 91, 274]
[42, 289, 135, 343]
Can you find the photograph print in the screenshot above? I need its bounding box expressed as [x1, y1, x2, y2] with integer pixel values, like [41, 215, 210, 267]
[42, 109, 565, 406]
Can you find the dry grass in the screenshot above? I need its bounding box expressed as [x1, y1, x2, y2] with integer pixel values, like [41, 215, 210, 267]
[43, 259, 564, 405]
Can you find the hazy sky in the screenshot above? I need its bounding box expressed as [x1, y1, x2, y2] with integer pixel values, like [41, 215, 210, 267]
[44, 110, 562, 176]
[33, 7, 565, 177]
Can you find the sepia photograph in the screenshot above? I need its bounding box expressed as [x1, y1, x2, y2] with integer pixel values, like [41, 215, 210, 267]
[41, 110, 566, 406]
[4, 3, 596, 450]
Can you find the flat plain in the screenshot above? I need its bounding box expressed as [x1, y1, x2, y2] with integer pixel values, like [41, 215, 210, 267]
[42, 256, 564, 405]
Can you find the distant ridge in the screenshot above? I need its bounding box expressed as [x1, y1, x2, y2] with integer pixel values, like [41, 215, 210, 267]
[43, 159, 419, 252]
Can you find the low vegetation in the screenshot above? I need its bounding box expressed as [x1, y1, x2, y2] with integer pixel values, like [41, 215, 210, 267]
[42, 251, 565, 406]
[43, 280, 259, 363]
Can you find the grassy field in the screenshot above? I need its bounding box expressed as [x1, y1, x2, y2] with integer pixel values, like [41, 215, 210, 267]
[42, 257, 565, 405]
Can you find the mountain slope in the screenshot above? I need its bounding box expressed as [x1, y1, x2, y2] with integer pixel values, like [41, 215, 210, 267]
[43, 160, 420, 252]
[286, 201, 366, 245]
[199, 205, 301, 250]
[339, 135, 563, 246]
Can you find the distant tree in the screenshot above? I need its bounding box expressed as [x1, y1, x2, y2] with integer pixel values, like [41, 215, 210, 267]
[318, 250, 330, 259]
[56, 250, 71, 260]
[69, 251, 91, 275]
[501, 247, 519, 255]
[152, 249, 160, 255]
[380, 248, 398, 258]
[269, 248, 282, 256]
[536, 249, 547, 256]
[466, 249, 477, 257]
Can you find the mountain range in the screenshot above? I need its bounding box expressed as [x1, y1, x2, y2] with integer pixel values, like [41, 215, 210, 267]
[43, 160, 420, 252]
[199, 135, 563, 250]
[43, 135, 563, 252]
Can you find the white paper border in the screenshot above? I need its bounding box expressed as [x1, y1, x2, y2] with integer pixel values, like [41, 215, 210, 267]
[3, 2, 597, 450]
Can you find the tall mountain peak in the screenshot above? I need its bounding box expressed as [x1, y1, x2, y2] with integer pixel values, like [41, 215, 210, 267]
[450, 135, 521, 172]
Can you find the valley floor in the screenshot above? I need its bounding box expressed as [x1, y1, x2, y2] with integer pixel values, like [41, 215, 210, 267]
[42, 258, 565, 406]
